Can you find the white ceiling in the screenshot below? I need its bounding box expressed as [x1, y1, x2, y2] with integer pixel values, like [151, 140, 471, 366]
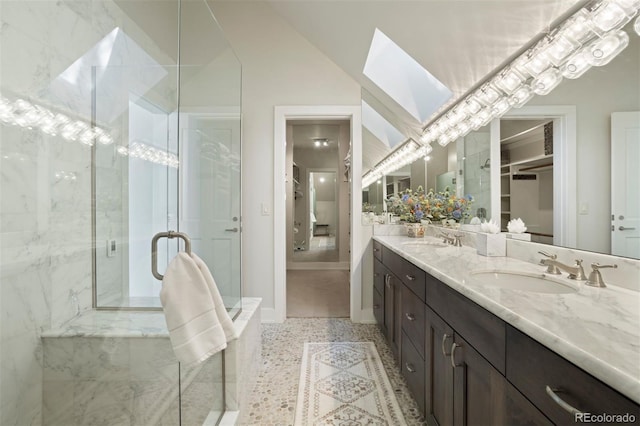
[264, 0, 585, 168]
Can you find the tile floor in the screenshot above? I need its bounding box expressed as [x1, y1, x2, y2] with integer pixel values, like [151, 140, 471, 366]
[286, 270, 350, 318]
[236, 318, 426, 426]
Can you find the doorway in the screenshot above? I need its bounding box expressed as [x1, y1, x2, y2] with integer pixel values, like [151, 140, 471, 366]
[273, 106, 363, 323]
[286, 121, 349, 317]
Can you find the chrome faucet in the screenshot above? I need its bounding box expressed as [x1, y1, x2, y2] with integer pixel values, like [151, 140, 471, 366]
[586, 263, 617, 288]
[439, 232, 455, 245]
[439, 232, 463, 246]
[540, 258, 587, 281]
[538, 251, 562, 275]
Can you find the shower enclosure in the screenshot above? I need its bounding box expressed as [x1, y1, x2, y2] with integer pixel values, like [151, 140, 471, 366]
[0, 0, 242, 424]
[457, 129, 492, 220]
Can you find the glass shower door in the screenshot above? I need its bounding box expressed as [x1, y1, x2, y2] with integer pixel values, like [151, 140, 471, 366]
[179, 114, 242, 316]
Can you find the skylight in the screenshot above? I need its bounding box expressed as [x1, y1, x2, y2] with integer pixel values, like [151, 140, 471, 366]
[363, 28, 453, 123]
[361, 99, 405, 149]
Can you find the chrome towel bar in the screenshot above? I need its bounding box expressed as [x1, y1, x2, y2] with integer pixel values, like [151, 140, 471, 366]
[152, 231, 192, 280]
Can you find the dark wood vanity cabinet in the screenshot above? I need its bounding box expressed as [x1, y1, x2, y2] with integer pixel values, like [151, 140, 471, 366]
[507, 326, 640, 426]
[373, 245, 401, 363]
[372, 240, 640, 425]
[426, 299, 523, 426]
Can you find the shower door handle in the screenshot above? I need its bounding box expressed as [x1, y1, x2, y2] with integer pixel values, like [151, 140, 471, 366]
[225, 227, 239, 232]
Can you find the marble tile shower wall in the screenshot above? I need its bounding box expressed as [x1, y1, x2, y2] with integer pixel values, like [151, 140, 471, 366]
[0, 2, 176, 424]
[42, 337, 223, 426]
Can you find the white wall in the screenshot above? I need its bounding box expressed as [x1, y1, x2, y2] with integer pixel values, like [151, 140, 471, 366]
[209, 1, 360, 316]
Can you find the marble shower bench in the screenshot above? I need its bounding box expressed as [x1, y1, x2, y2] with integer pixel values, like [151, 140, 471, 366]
[41, 298, 261, 426]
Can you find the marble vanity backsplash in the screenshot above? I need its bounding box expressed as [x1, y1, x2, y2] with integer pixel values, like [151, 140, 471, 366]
[373, 224, 640, 292]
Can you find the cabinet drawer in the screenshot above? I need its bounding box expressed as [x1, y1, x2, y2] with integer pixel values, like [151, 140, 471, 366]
[383, 246, 426, 302]
[373, 258, 386, 295]
[401, 330, 426, 415]
[507, 325, 640, 425]
[401, 284, 425, 359]
[426, 274, 505, 374]
[373, 240, 382, 261]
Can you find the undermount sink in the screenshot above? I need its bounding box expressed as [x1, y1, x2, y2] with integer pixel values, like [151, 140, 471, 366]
[470, 270, 578, 294]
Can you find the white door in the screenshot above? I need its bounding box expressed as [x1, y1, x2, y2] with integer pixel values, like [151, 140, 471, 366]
[180, 114, 242, 312]
[611, 112, 640, 258]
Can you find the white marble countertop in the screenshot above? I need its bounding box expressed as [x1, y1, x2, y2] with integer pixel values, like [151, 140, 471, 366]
[374, 235, 640, 404]
[42, 298, 262, 339]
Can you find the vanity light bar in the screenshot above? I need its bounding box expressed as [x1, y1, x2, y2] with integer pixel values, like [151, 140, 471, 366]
[416, 0, 640, 147]
[0, 95, 113, 146]
[364, 0, 639, 188]
[362, 139, 430, 187]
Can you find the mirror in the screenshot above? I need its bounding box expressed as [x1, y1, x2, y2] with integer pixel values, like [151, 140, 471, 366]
[361, 23, 639, 260]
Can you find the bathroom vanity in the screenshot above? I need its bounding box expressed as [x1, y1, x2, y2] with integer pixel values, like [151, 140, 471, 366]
[372, 236, 640, 425]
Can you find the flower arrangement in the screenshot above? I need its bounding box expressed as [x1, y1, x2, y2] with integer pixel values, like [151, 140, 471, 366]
[386, 186, 473, 223]
[429, 186, 474, 223]
[386, 186, 430, 223]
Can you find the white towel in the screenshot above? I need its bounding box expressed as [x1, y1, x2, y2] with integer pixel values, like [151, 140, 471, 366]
[160, 252, 237, 366]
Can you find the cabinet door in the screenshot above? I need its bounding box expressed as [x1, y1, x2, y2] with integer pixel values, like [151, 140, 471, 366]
[426, 307, 455, 426]
[384, 273, 402, 362]
[373, 287, 384, 330]
[452, 333, 508, 426]
[373, 258, 386, 295]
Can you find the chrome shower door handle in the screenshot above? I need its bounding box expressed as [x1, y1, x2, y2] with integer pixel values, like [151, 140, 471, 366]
[225, 227, 239, 232]
[618, 226, 636, 231]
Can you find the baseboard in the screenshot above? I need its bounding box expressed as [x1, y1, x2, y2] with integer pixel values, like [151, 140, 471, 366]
[287, 261, 350, 270]
[358, 308, 376, 324]
[260, 307, 280, 323]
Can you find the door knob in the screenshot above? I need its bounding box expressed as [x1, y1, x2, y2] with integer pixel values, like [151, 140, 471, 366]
[619, 226, 636, 231]
[225, 227, 239, 232]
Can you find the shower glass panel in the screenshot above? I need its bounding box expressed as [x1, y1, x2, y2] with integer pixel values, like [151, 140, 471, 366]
[93, 0, 243, 317]
[178, 0, 243, 317]
[458, 129, 492, 220]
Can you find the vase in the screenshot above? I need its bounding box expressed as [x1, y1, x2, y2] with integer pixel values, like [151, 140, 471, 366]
[405, 223, 424, 238]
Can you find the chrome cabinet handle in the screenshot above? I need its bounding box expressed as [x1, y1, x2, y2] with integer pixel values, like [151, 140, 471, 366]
[405, 313, 416, 321]
[405, 275, 416, 281]
[545, 386, 583, 416]
[450, 342, 462, 368]
[441, 333, 453, 356]
[225, 227, 239, 232]
[405, 363, 416, 373]
[373, 304, 380, 309]
[373, 248, 380, 252]
[619, 226, 636, 231]
[374, 273, 380, 277]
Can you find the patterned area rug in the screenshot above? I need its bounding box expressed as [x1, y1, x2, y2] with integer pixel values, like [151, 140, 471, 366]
[294, 342, 406, 425]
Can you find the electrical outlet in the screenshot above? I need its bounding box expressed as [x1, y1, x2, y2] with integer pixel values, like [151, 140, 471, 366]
[106, 239, 117, 257]
[579, 202, 589, 215]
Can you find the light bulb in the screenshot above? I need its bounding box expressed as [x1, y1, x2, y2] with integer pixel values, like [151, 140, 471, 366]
[509, 85, 534, 108]
[462, 96, 482, 115]
[473, 84, 501, 106]
[493, 68, 525, 94]
[531, 68, 563, 95]
[586, 30, 629, 66]
[591, 1, 633, 33]
[560, 9, 599, 43]
[544, 35, 581, 66]
[438, 134, 451, 147]
[491, 97, 511, 118]
[561, 49, 592, 78]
